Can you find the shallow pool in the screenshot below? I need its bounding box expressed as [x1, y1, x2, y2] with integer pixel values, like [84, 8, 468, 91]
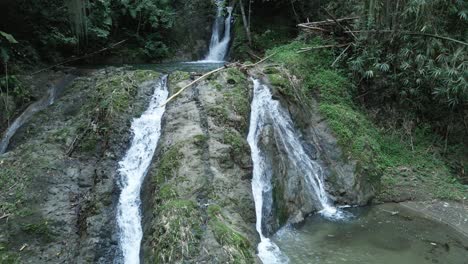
[273, 203, 468, 264]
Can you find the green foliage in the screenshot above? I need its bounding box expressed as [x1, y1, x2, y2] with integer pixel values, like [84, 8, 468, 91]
[0, 30, 18, 67]
[153, 199, 203, 263]
[268, 38, 467, 199]
[0, 0, 176, 65]
[326, 0, 468, 129]
[207, 205, 253, 263]
[154, 145, 183, 184]
[223, 129, 250, 162]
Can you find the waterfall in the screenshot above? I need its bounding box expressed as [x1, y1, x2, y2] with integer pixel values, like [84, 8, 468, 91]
[116, 76, 169, 264]
[247, 79, 289, 263]
[203, 0, 233, 62]
[248, 79, 346, 263]
[0, 75, 75, 154]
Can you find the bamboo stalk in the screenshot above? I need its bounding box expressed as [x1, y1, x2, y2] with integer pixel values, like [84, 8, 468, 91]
[346, 30, 468, 46]
[161, 52, 279, 107]
[159, 66, 228, 107]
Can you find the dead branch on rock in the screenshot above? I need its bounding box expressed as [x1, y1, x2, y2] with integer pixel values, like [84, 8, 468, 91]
[0, 214, 11, 220]
[160, 65, 229, 107]
[240, 51, 278, 69]
[160, 52, 279, 107]
[298, 43, 352, 53]
[298, 17, 359, 35]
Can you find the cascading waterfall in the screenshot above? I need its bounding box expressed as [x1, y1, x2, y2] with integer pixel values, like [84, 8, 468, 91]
[248, 79, 345, 263]
[116, 76, 169, 264]
[248, 79, 290, 264]
[203, 0, 233, 62]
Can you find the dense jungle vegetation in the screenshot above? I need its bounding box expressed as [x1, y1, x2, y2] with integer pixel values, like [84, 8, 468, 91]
[0, 0, 467, 187]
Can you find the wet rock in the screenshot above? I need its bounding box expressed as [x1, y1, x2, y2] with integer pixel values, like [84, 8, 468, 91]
[0, 68, 162, 263]
[141, 69, 258, 263]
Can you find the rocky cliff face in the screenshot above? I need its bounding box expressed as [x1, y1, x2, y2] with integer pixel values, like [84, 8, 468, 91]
[250, 66, 375, 233]
[141, 68, 259, 263]
[0, 68, 162, 263]
[1, 63, 375, 263]
[166, 0, 217, 61]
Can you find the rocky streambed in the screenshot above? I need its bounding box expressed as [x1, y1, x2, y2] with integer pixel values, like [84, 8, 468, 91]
[1, 65, 466, 263]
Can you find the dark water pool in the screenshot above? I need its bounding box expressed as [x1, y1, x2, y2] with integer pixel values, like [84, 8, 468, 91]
[273, 204, 468, 264]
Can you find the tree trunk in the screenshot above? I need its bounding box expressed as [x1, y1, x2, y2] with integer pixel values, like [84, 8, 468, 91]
[238, 0, 252, 46]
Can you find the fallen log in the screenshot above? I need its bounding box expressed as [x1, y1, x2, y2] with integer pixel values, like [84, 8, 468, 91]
[298, 43, 352, 53]
[160, 52, 279, 107]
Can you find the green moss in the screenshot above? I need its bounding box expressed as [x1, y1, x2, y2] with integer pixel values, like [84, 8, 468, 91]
[0, 244, 20, 264]
[158, 185, 178, 200]
[152, 199, 202, 264]
[154, 145, 183, 185]
[0, 159, 31, 216]
[21, 220, 55, 242]
[207, 106, 229, 125]
[133, 70, 161, 83]
[208, 205, 253, 263]
[207, 204, 222, 218]
[225, 68, 245, 85]
[223, 130, 249, 161]
[72, 69, 161, 154]
[268, 73, 288, 88]
[169, 71, 190, 84]
[192, 134, 208, 148]
[272, 181, 288, 226]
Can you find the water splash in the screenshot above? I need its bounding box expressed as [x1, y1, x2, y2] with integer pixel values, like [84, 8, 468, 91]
[117, 76, 169, 264]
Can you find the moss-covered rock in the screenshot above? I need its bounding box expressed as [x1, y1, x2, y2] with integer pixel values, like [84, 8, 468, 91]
[0, 67, 163, 263]
[141, 70, 257, 263]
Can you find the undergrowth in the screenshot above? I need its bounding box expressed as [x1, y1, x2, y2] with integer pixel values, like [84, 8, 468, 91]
[267, 39, 467, 201]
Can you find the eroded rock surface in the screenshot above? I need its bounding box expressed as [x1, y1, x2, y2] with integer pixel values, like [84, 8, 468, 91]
[0, 68, 162, 263]
[141, 69, 259, 263]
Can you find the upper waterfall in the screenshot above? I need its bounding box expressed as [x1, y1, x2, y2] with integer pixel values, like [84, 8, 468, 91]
[203, 0, 233, 62]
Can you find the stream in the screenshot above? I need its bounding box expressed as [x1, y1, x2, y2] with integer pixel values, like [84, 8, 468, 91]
[116, 1, 233, 263]
[116, 76, 168, 263]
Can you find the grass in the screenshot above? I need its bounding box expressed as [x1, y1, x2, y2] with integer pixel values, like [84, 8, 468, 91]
[207, 205, 253, 263]
[152, 199, 203, 263]
[153, 144, 183, 185]
[223, 130, 250, 162]
[207, 68, 251, 131]
[266, 38, 467, 201]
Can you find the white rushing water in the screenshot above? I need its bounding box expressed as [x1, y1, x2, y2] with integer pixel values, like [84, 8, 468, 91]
[202, 0, 233, 62]
[248, 79, 346, 263]
[247, 79, 290, 263]
[117, 76, 168, 264]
